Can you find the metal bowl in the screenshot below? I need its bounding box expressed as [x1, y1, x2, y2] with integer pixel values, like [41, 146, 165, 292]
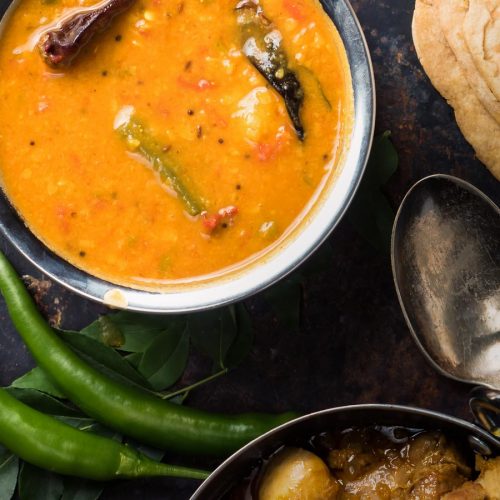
[191, 404, 500, 499]
[0, 0, 374, 312]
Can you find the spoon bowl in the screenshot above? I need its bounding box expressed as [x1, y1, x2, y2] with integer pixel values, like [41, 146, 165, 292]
[391, 174, 500, 389]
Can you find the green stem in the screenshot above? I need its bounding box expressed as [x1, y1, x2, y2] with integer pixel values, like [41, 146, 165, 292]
[159, 369, 228, 400]
[136, 456, 210, 480]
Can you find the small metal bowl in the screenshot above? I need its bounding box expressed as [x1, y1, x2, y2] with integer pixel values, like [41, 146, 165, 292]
[0, 0, 374, 312]
[191, 404, 500, 499]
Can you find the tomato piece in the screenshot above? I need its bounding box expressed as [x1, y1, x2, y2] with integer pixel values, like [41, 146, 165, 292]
[283, 0, 306, 21]
[256, 142, 276, 162]
[254, 127, 290, 162]
[201, 206, 239, 233]
[201, 212, 221, 232]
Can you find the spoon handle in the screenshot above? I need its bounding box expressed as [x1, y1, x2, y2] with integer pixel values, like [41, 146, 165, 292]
[469, 387, 500, 440]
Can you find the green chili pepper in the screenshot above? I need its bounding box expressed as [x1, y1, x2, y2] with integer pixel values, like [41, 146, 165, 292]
[236, 0, 305, 140]
[0, 388, 208, 480]
[0, 251, 298, 456]
[115, 111, 205, 216]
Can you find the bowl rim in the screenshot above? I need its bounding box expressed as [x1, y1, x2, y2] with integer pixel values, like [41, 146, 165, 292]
[191, 403, 500, 499]
[0, 0, 375, 313]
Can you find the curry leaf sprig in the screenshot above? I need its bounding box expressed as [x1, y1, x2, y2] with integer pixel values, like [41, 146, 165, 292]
[0, 304, 255, 500]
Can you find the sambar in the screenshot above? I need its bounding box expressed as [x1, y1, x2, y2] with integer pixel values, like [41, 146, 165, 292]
[0, 0, 352, 288]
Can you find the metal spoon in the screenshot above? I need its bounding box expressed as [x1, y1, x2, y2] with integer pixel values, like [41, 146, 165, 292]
[391, 174, 500, 438]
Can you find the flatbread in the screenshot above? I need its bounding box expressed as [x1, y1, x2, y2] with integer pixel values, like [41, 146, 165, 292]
[438, 0, 500, 124]
[412, 0, 500, 179]
[464, 0, 500, 102]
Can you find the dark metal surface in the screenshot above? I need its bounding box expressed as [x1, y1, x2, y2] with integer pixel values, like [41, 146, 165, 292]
[0, 0, 499, 499]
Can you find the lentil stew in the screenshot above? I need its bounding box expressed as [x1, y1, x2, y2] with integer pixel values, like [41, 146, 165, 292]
[0, 0, 352, 287]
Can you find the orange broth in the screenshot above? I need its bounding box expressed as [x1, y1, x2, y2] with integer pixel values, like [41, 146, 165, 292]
[0, 0, 352, 287]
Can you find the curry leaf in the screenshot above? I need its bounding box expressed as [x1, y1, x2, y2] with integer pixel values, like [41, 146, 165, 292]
[138, 321, 190, 390]
[218, 307, 238, 369]
[18, 463, 63, 500]
[263, 276, 303, 333]
[166, 394, 187, 405]
[188, 310, 224, 363]
[61, 477, 103, 500]
[75, 315, 125, 349]
[81, 312, 176, 353]
[58, 330, 151, 389]
[224, 303, 254, 368]
[147, 330, 190, 391]
[347, 131, 398, 253]
[54, 416, 95, 429]
[124, 351, 143, 368]
[0, 446, 18, 500]
[93, 317, 125, 348]
[6, 388, 81, 417]
[10, 367, 66, 399]
[126, 439, 164, 462]
[188, 307, 237, 369]
[55, 417, 120, 441]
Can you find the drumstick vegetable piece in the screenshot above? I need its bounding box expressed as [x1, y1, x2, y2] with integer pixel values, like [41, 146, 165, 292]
[236, 0, 305, 140]
[115, 107, 205, 216]
[38, 0, 136, 68]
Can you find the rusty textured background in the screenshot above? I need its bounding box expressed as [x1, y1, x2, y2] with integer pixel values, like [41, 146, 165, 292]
[0, 0, 499, 498]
